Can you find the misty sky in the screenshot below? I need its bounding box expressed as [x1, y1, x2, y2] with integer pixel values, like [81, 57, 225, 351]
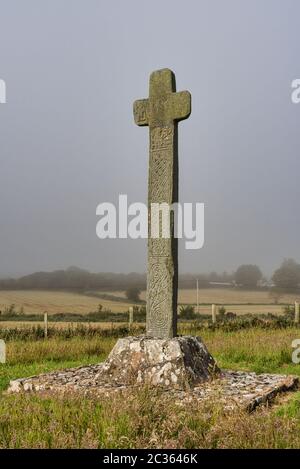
[0, 0, 300, 277]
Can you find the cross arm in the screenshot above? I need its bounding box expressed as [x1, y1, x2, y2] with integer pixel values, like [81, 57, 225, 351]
[169, 91, 191, 122]
[133, 98, 149, 126]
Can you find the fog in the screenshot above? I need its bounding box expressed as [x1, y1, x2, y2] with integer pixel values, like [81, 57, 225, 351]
[0, 0, 299, 277]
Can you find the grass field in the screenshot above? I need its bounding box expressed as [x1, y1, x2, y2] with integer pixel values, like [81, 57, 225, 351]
[0, 290, 130, 314]
[99, 288, 300, 304]
[0, 288, 298, 316]
[0, 325, 300, 448]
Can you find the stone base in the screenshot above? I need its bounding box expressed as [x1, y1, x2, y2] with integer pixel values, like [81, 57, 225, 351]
[102, 335, 220, 388]
[7, 335, 299, 411]
[175, 371, 298, 412]
[8, 335, 219, 393]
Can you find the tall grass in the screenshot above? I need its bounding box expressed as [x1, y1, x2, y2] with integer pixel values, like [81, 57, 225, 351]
[0, 326, 300, 448]
[0, 324, 145, 341]
[0, 390, 300, 448]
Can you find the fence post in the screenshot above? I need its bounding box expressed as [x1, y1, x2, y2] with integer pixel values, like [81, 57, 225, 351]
[212, 304, 217, 324]
[295, 301, 299, 324]
[44, 312, 48, 338]
[0, 339, 6, 363]
[196, 279, 199, 314]
[129, 306, 133, 332]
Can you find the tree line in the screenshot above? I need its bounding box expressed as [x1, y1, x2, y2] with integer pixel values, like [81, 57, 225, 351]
[0, 259, 300, 292]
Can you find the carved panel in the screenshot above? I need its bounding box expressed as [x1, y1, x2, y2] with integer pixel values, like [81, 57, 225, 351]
[147, 256, 174, 338]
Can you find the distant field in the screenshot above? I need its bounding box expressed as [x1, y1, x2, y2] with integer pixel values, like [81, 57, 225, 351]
[101, 288, 298, 315]
[0, 288, 298, 316]
[194, 304, 285, 315]
[0, 290, 129, 314]
[143, 288, 300, 305]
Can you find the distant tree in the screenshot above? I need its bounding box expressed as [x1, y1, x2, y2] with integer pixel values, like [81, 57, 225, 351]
[225, 312, 237, 320]
[272, 259, 300, 290]
[234, 264, 262, 288]
[218, 305, 226, 319]
[125, 286, 141, 302]
[282, 304, 295, 320]
[179, 305, 196, 320]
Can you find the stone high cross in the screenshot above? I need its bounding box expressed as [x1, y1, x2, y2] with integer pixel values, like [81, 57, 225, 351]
[133, 69, 191, 338]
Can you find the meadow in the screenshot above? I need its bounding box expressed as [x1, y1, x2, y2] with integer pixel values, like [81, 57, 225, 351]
[0, 290, 130, 314]
[0, 324, 300, 448]
[0, 288, 299, 448]
[0, 287, 299, 316]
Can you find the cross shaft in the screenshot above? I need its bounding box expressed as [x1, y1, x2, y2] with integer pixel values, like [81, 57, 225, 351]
[133, 69, 191, 339]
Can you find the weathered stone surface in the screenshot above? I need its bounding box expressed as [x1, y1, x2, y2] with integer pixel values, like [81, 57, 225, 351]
[8, 333, 298, 411]
[7, 336, 219, 394]
[174, 371, 298, 412]
[7, 362, 298, 412]
[134, 69, 191, 339]
[102, 336, 219, 388]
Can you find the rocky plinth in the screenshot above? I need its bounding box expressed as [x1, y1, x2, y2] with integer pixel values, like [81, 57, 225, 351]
[7, 336, 299, 411]
[102, 335, 220, 388]
[8, 336, 219, 393]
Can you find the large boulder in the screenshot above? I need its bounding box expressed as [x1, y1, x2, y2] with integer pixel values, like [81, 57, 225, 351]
[102, 335, 220, 389]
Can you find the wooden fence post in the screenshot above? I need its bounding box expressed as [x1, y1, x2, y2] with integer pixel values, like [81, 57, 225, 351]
[129, 306, 133, 331]
[44, 312, 48, 338]
[0, 339, 6, 363]
[295, 301, 299, 324]
[212, 304, 217, 324]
